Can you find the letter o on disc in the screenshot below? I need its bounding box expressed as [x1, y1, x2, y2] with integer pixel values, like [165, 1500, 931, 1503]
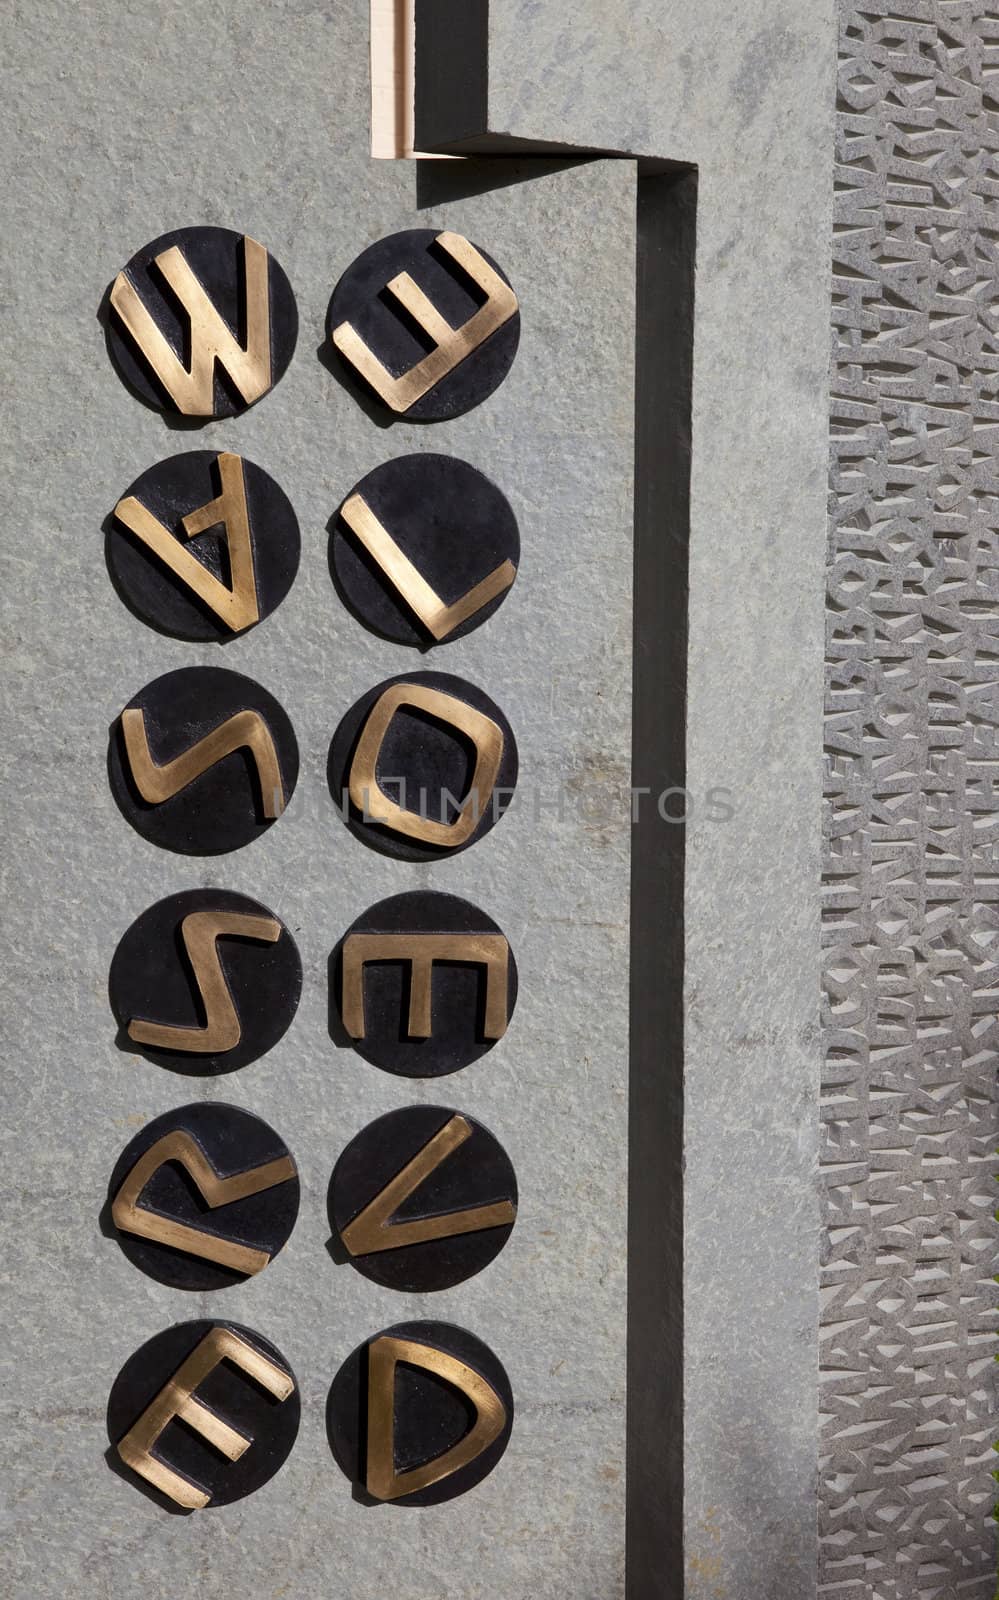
[107, 1102, 300, 1291]
[108, 1319, 300, 1508]
[108, 665, 299, 855]
[106, 226, 298, 419]
[109, 888, 302, 1076]
[327, 228, 520, 421]
[327, 1321, 513, 1505]
[329, 1105, 518, 1292]
[327, 672, 517, 861]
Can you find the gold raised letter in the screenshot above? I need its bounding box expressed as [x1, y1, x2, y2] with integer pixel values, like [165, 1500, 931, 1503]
[366, 1334, 507, 1501]
[127, 908, 281, 1054]
[117, 1325, 295, 1508]
[114, 454, 260, 632]
[348, 682, 503, 847]
[340, 492, 516, 641]
[111, 235, 271, 415]
[121, 705, 285, 817]
[341, 1114, 516, 1257]
[111, 1129, 296, 1276]
[341, 931, 510, 1040]
[332, 231, 518, 414]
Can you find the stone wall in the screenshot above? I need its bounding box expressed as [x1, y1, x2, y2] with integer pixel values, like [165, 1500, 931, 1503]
[0, 5, 636, 1594]
[821, 5, 999, 1593]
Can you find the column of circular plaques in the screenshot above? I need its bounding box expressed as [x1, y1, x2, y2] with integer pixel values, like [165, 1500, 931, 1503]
[102, 225, 305, 1511]
[322, 226, 523, 1505]
[100, 220, 525, 1511]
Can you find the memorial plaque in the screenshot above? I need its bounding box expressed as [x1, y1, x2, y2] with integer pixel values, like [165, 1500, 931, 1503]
[329, 1104, 517, 1291]
[327, 1321, 513, 1505]
[107, 1101, 300, 1290]
[328, 228, 519, 420]
[108, 665, 299, 855]
[329, 453, 518, 646]
[106, 226, 298, 418]
[108, 1320, 299, 1508]
[328, 672, 517, 861]
[107, 450, 300, 643]
[333, 889, 517, 1076]
[108, 888, 302, 1076]
[2, 3, 675, 1580]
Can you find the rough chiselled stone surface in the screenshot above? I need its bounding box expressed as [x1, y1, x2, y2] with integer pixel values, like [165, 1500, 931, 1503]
[822, 5, 999, 1594]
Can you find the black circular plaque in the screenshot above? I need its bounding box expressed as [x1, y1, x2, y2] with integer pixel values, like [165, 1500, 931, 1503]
[327, 229, 520, 421]
[108, 1319, 300, 1508]
[109, 888, 302, 1076]
[329, 1105, 518, 1292]
[327, 672, 518, 861]
[106, 225, 298, 418]
[108, 665, 299, 856]
[107, 1102, 300, 1291]
[107, 451, 300, 643]
[332, 890, 518, 1076]
[327, 1320, 514, 1506]
[329, 453, 519, 646]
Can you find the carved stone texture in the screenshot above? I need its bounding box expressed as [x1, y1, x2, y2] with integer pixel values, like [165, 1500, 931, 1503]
[822, 6, 999, 1595]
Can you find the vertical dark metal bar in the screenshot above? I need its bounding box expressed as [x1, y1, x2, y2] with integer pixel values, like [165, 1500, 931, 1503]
[626, 166, 696, 1600]
[414, 0, 489, 149]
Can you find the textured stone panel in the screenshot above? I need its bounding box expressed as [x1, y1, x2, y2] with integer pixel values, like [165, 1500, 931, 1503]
[0, 3, 635, 1594]
[822, 5, 999, 1594]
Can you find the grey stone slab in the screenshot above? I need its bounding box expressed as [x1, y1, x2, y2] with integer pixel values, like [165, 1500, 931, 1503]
[0, 4, 636, 1595]
[413, 2, 837, 1596]
[820, 5, 999, 1595]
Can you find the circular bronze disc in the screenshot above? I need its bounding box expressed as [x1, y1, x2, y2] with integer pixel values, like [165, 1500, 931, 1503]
[327, 1320, 513, 1506]
[332, 889, 517, 1076]
[108, 665, 299, 856]
[106, 225, 297, 419]
[327, 228, 519, 421]
[329, 453, 519, 647]
[106, 1101, 300, 1291]
[109, 888, 302, 1076]
[327, 671, 518, 861]
[107, 450, 300, 643]
[329, 1104, 518, 1291]
[108, 1319, 300, 1508]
